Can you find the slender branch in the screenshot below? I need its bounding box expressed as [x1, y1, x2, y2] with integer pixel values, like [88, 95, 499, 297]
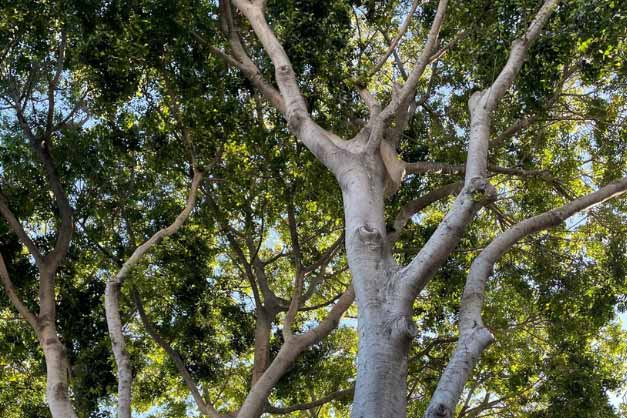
[0, 253, 39, 330]
[266, 387, 354, 414]
[132, 288, 224, 418]
[368, 0, 425, 78]
[0, 190, 44, 266]
[284, 198, 305, 339]
[405, 161, 556, 181]
[105, 169, 203, 418]
[45, 31, 67, 138]
[303, 231, 344, 275]
[388, 182, 463, 244]
[111, 170, 203, 286]
[365, 0, 448, 151]
[12, 99, 73, 272]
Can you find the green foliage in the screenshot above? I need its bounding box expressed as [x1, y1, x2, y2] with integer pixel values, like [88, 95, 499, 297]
[1, 0, 627, 417]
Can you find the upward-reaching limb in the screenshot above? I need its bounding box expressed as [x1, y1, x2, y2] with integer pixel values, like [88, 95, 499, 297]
[228, 0, 347, 173]
[397, 0, 561, 304]
[424, 175, 627, 418]
[105, 169, 203, 418]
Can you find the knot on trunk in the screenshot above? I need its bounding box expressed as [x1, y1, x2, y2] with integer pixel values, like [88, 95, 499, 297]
[389, 315, 418, 341]
[427, 403, 452, 418]
[287, 108, 307, 133]
[51, 382, 69, 401]
[468, 89, 488, 114]
[357, 225, 383, 251]
[37, 314, 55, 332]
[466, 177, 496, 204]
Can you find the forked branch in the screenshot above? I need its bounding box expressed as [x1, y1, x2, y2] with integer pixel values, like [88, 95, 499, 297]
[105, 169, 203, 418]
[424, 175, 627, 418]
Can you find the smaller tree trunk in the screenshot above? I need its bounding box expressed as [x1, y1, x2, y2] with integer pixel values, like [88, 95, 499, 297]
[39, 323, 79, 418]
[251, 307, 273, 385]
[105, 281, 133, 418]
[237, 340, 302, 418]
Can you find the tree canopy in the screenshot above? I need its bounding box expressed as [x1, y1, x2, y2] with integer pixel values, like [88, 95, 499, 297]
[1, 1, 627, 417]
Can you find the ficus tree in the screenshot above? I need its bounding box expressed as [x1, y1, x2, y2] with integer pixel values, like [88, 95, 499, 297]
[201, 0, 627, 417]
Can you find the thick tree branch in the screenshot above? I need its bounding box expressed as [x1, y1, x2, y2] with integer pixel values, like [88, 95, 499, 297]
[424, 175, 627, 418]
[235, 286, 354, 418]
[481, 0, 560, 114]
[196, 11, 286, 114]
[397, 0, 559, 308]
[467, 0, 559, 181]
[230, 0, 346, 172]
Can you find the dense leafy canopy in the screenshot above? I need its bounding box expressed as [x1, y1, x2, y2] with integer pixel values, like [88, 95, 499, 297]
[1, 0, 627, 417]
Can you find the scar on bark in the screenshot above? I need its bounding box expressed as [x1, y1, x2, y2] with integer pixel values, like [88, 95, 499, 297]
[467, 177, 497, 203]
[357, 225, 382, 242]
[53, 382, 69, 401]
[433, 403, 452, 417]
[390, 315, 418, 341]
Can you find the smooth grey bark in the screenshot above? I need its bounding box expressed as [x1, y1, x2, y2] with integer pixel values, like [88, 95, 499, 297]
[40, 321, 79, 418]
[0, 259, 78, 418]
[235, 286, 355, 418]
[105, 280, 133, 418]
[0, 40, 79, 416]
[423, 2, 561, 416]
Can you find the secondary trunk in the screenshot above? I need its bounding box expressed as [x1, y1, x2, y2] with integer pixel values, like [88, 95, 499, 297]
[251, 307, 273, 385]
[237, 340, 302, 418]
[39, 323, 79, 418]
[105, 281, 132, 418]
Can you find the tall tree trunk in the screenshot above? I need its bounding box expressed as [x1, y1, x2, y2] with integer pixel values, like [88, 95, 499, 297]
[352, 305, 411, 418]
[339, 160, 413, 418]
[39, 323, 79, 418]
